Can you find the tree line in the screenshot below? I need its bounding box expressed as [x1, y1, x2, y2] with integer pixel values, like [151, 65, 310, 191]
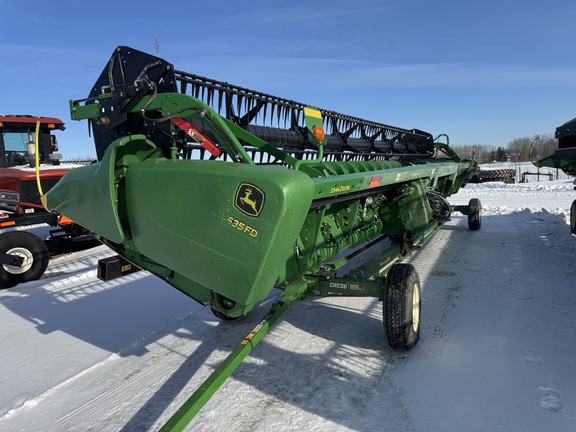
[452, 133, 558, 164]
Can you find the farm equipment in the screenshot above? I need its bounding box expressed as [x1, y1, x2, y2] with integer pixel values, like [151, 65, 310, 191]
[42, 46, 482, 429]
[469, 167, 516, 183]
[533, 117, 576, 233]
[0, 115, 96, 288]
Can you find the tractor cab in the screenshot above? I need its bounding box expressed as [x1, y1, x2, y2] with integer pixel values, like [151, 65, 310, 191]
[0, 115, 69, 214]
[0, 114, 63, 168]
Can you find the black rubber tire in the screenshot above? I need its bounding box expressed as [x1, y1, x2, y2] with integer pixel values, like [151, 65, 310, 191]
[468, 198, 482, 231]
[570, 199, 576, 235]
[383, 263, 421, 351]
[478, 169, 516, 183]
[469, 173, 481, 184]
[0, 231, 50, 289]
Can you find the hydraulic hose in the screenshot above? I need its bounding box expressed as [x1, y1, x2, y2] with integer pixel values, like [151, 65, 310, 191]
[35, 121, 44, 196]
[34, 121, 47, 209]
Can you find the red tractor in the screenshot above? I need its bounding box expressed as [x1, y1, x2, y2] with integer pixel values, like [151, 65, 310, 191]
[0, 114, 96, 288]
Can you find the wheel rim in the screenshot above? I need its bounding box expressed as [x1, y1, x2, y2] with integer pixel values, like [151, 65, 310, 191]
[412, 282, 420, 332]
[3, 247, 34, 274]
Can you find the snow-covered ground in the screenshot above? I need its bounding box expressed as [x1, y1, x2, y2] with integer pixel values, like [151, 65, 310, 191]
[0, 165, 575, 432]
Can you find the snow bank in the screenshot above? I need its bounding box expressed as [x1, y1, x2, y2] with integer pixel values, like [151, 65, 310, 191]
[0, 175, 574, 431]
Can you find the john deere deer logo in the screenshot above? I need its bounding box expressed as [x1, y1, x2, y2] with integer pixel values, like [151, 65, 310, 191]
[235, 183, 264, 217]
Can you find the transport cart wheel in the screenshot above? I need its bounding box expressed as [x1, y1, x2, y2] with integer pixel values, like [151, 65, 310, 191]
[467, 198, 482, 231]
[383, 263, 421, 350]
[0, 231, 50, 289]
[571, 199, 576, 235]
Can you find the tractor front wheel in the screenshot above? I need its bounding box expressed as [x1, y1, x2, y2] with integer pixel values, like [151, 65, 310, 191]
[0, 231, 50, 289]
[383, 263, 421, 350]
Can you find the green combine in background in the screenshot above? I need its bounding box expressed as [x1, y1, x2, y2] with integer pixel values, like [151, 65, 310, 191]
[534, 117, 576, 233]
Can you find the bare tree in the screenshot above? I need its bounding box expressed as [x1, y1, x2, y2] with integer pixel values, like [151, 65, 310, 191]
[453, 144, 499, 163]
[451, 133, 560, 164]
[527, 133, 557, 162]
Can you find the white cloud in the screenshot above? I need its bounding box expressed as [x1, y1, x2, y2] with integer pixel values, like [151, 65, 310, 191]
[177, 53, 576, 91]
[352, 63, 576, 88]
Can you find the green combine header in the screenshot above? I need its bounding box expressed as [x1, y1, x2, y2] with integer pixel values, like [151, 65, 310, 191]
[43, 46, 482, 429]
[534, 117, 576, 233]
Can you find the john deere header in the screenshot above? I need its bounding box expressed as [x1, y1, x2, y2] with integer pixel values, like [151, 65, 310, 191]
[42, 46, 483, 427]
[44, 45, 479, 321]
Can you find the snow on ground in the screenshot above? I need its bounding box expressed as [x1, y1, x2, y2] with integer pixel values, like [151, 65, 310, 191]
[0, 165, 575, 431]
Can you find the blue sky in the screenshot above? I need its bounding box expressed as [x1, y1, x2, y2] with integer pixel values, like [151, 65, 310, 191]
[1, 0, 575, 158]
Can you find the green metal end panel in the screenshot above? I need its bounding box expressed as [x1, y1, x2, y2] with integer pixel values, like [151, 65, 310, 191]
[535, 152, 576, 176]
[43, 135, 161, 244]
[124, 160, 315, 308]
